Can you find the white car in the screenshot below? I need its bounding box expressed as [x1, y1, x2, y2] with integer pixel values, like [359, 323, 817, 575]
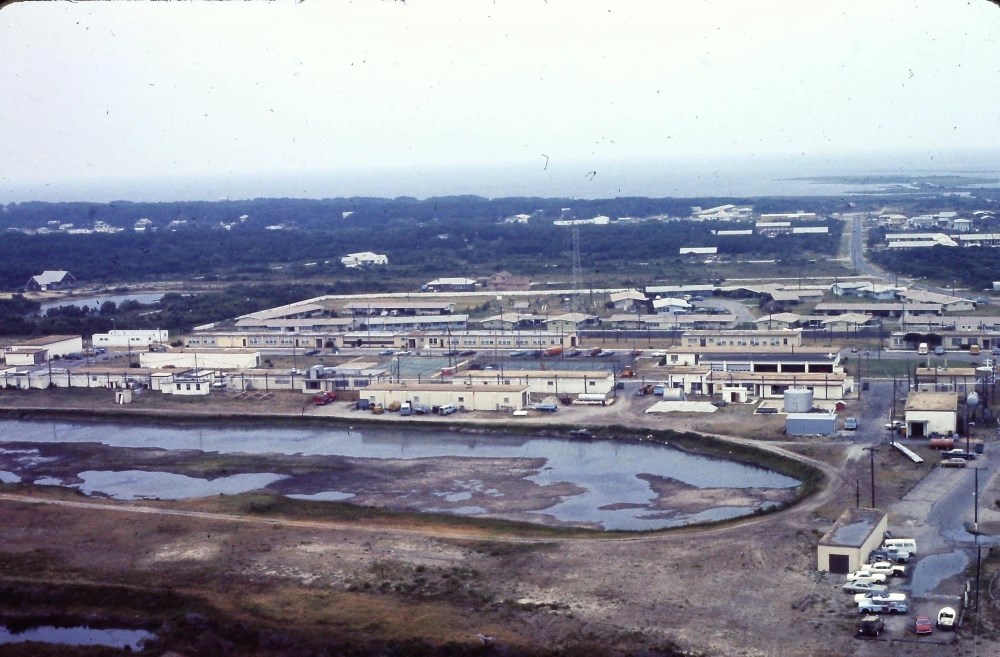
[854, 591, 906, 604]
[861, 561, 907, 577]
[845, 571, 887, 584]
[937, 606, 957, 630]
[843, 581, 887, 594]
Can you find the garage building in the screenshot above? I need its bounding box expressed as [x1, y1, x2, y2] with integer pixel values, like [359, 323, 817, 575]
[817, 508, 888, 574]
[904, 391, 958, 438]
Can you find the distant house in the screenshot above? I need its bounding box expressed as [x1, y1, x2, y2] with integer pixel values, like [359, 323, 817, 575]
[25, 270, 76, 292]
[340, 252, 388, 268]
[608, 289, 647, 311]
[652, 297, 692, 314]
[422, 277, 477, 292]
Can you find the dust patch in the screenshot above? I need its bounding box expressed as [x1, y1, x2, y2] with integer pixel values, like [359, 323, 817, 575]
[150, 540, 221, 563]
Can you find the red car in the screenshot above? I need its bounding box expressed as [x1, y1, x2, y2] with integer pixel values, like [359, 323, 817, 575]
[915, 615, 933, 635]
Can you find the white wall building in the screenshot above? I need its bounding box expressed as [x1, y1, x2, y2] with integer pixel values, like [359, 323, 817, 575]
[92, 329, 169, 348]
[340, 252, 388, 268]
[139, 350, 261, 370]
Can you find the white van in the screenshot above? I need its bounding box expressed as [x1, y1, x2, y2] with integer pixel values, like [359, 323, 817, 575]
[918, 343, 928, 355]
[883, 538, 917, 555]
[438, 404, 457, 416]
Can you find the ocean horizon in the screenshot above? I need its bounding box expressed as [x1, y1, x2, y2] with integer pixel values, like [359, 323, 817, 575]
[5, 151, 1000, 205]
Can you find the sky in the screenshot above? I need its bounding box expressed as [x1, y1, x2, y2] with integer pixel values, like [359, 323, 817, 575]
[1, 0, 999, 202]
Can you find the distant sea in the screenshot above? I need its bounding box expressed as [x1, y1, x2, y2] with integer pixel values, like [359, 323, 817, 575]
[5, 151, 1000, 203]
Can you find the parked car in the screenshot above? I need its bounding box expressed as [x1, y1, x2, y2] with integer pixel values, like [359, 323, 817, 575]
[941, 457, 968, 468]
[937, 606, 957, 630]
[858, 599, 908, 615]
[843, 581, 888, 594]
[857, 614, 884, 637]
[854, 591, 905, 604]
[312, 391, 337, 405]
[532, 403, 559, 412]
[845, 417, 858, 430]
[845, 571, 887, 584]
[941, 448, 976, 460]
[870, 547, 910, 564]
[934, 346, 946, 356]
[915, 615, 933, 635]
[860, 561, 906, 578]
[379, 349, 395, 356]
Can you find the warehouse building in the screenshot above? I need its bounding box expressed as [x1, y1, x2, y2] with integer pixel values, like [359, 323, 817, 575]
[817, 508, 888, 574]
[362, 382, 529, 412]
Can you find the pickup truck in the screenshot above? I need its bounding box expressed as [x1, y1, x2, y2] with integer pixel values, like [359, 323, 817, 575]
[860, 561, 906, 578]
[844, 417, 858, 430]
[854, 591, 906, 604]
[869, 548, 910, 564]
[858, 599, 908, 615]
[845, 571, 887, 584]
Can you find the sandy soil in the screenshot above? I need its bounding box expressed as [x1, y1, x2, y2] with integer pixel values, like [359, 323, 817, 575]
[0, 387, 997, 657]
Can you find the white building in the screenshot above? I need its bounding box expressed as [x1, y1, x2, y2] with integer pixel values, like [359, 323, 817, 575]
[362, 382, 529, 412]
[340, 252, 389, 268]
[652, 297, 692, 314]
[461, 369, 615, 397]
[904, 391, 958, 438]
[139, 350, 261, 370]
[4, 335, 83, 361]
[92, 329, 169, 348]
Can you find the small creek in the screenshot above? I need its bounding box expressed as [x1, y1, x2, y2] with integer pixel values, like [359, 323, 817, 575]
[0, 419, 800, 531]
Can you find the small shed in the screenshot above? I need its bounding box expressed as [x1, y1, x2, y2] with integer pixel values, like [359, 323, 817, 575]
[817, 508, 888, 573]
[786, 413, 838, 436]
[904, 391, 958, 438]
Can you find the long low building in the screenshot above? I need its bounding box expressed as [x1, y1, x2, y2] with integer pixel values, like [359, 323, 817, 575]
[814, 302, 941, 318]
[139, 350, 261, 370]
[460, 369, 615, 396]
[92, 329, 170, 348]
[362, 382, 529, 412]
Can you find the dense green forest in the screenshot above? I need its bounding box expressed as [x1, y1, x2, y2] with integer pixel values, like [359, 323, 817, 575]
[871, 246, 1000, 290]
[0, 197, 844, 290]
[0, 284, 332, 337]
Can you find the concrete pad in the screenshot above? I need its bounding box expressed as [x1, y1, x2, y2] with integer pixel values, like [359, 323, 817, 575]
[644, 401, 718, 413]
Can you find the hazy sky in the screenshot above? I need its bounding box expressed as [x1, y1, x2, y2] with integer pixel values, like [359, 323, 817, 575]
[2, 1, 999, 202]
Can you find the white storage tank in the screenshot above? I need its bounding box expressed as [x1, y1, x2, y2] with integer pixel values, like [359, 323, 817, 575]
[783, 388, 814, 413]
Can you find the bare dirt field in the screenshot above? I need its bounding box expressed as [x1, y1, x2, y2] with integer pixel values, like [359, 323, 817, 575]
[1, 387, 998, 657]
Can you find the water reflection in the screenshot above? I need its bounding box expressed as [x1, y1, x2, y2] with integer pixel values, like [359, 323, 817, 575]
[1, 419, 800, 530]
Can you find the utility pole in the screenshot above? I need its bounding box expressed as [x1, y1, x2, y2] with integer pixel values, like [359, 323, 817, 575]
[863, 446, 878, 508]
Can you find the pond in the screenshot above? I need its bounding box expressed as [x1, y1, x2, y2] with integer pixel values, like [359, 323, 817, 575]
[0, 623, 154, 650]
[0, 419, 800, 531]
[38, 292, 165, 313]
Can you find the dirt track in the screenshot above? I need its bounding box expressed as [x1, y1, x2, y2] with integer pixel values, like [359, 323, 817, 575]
[0, 387, 995, 657]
